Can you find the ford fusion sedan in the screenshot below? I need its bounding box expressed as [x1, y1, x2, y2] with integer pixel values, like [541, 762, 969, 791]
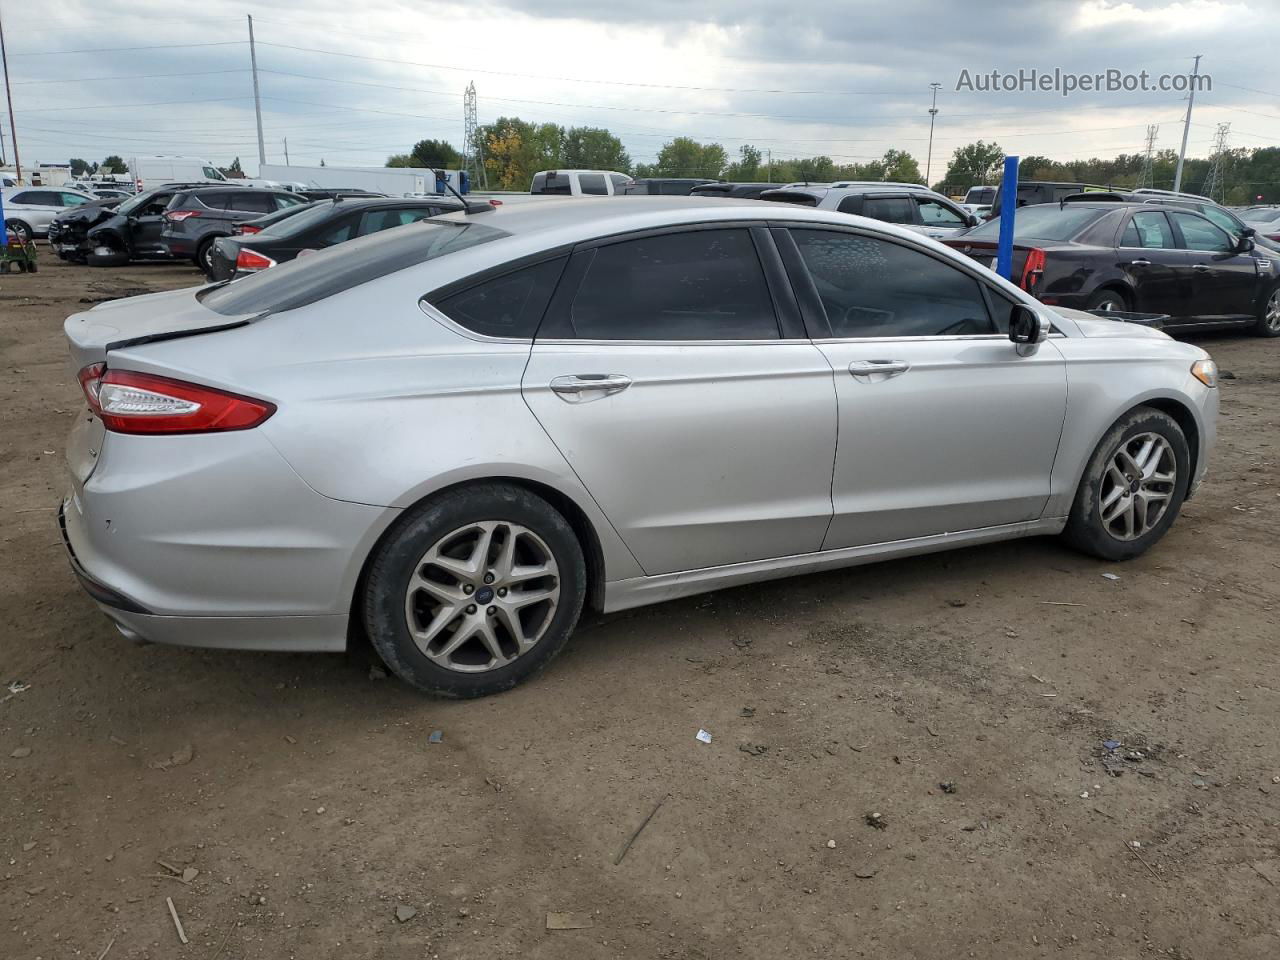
[62, 198, 1218, 698]
[946, 202, 1280, 336]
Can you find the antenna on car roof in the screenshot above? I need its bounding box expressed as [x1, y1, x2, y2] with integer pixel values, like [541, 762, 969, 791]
[433, 169, 492, 214]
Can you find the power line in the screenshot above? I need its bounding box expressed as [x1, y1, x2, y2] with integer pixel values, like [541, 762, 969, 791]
[14, 96, 252, 114]
[13, 69, 248, 86]
[7, 40, 246, 57]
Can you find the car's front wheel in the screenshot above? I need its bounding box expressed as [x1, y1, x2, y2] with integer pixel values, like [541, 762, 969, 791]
[1085, 287, 1130, 314]
[5, 220, 33, 244]
[1062, 407, 1191, 561]
[362, 483, 587, 698]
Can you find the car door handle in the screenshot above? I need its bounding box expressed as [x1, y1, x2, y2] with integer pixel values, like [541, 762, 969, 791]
[1192, 264, 1211, 272]
[1127, 259, 1152, 266]
[549, 374, 632, 403]
[849, 360, 910, 380]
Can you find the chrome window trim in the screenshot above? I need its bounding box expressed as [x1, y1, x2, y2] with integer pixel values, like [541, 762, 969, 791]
[418, 299, 534, 345]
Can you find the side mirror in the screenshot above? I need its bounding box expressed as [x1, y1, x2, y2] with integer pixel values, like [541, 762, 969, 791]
[1009, 304, 1049, 355]
[966, 214, 979, 228]
[1237, 235, 1255, 253]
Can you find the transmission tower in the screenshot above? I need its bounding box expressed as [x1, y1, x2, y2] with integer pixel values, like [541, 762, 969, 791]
[463, 82, 488, 189]
[1137, 124, 1158, 188]
[1203, 122, 1230, 202]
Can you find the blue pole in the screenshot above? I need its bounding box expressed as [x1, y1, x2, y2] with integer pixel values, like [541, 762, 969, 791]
[0, 190, 7, 247]
[995, 155, 1019, 280]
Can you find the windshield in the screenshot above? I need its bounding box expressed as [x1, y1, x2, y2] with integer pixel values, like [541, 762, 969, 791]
[115, 190, 159, 215]
[200, 219, 507, 316]
[964, 205, 1109, 242]
[252, 200, 324, 237]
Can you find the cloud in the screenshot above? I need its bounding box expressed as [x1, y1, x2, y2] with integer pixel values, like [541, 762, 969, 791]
[1, 0, 1275, 177]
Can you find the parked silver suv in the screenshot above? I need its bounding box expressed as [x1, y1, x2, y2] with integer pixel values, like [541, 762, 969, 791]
[62, 197, 1217, 698]
[759, 183, 978, 240]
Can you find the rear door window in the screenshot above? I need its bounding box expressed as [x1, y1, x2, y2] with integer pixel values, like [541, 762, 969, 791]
[861, 197, 916, 224]
[561, 228, 780, 340]
[790, 228, 995, 338]
[1124, 211, 1178, 249]
[432, 258, 567, 339]
[578, 173, 608, 196]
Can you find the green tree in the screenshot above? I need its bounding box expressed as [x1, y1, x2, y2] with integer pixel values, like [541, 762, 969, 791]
[651, 137, 727, 178]
[562, 126, 630, 172]
[218, 157, 244, 178]
[476, 117, 565, 189]
[385, 153, 415, 167]
[101, 155, 128, 174]
[69, 158, 97, 177]
[943, 141, 1005, 189]
[725, 144, 762, 181]
[409, 139, 461, 168]
[879, 149, 922, 183]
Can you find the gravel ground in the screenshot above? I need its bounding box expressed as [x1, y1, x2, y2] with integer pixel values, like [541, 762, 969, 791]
[2, 253, 1278, 959]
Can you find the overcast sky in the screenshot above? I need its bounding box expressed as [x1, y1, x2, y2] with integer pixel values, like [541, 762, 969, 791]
[2, 0, 1277, 176]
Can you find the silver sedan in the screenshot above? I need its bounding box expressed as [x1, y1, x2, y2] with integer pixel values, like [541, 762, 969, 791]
[61, 198, 1218, 697]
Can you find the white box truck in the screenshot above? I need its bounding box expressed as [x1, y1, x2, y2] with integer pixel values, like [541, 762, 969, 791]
[258, 163, 469, 196]
[129, 156, 230, 191]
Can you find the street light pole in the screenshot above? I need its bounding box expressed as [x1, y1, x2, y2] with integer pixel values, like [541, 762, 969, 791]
[925, 82, 941, 186]
[248, 15, 266, 169]
[0, 0, 22, 184]
[1173, 54, 1201, 194]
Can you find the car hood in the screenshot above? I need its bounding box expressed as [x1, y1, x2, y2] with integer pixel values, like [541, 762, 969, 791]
[1052, 307, 1170, 340]
[52, 202, 119, 228]
[64, 285, 264, 368]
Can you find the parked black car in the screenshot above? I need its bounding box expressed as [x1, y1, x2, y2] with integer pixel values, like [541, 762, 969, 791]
[57, 183, 213, 265]
[689, 182, 780, 200]
[297, 188, 388, 201]
[623, 178, 718, 196]
[232, 200, 324, 237]
[207, 196, 464, 282]
[160, 187, 309, 275]
[1060, 188, 1280, 256]
[944, 201, 1280, 336]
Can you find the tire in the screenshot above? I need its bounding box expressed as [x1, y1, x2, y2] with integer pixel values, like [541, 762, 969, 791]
[87, 243, 129, 268]
[6, 220, 33, 244]
[363, 483, 587, 698]
[1085, 287, 1130, 314]
[1254, 282, 1280, 338]
[196, 238, 217, 278]
[1062, 407, 1191, 562]
[26, 260, 37, 274]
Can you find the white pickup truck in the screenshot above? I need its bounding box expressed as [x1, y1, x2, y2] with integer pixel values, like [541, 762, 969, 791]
[529, 170, 633, 196]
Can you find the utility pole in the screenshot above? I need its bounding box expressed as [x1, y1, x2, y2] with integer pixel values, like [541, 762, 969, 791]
[0, 0, 21, 184]
[1138, 124, 1159, 188]
[283, 138, 289, 165]
[925, 82, 941, 186]
[1173, 54, 1201, 194]
[247, 15, 266, 169]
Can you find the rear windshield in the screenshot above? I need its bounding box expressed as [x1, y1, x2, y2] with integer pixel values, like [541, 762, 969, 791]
[250, 200, 322, 234]
[254, 200, 342, 238]
[964, 205, 1109, 242]
[199, 219, 507, 316]
[530, 173, 572, 195]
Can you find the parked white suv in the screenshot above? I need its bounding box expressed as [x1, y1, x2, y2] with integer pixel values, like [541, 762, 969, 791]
[2, 187, 97, 242]
[530, 170, 632, 197]
[760, 184, 978, 240]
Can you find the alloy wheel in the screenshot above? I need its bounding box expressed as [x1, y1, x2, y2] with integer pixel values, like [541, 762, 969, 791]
[1267, 290, 1280, 332]
[1098, 432, 1177, 541]
[403, 520, 560, 673]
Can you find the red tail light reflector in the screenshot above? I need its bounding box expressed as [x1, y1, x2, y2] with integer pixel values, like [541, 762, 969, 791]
[78, 365, 275, 434]
[235, 248, 276, 272]
[1019, 247, 1047, 293]
[237, 223, 263, 235]
[163, 210, 201, 222]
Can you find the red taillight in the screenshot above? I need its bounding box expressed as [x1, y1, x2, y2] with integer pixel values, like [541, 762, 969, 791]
[1019, 247, 1047, 293]
[164, 210, 201, 223]
[236, 223, 263, 235]
[78, 365, 275, 435]
[235, 248, 276, 272]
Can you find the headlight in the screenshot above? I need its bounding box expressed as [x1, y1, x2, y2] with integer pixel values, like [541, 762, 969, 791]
[1191, 358, 1218, 388]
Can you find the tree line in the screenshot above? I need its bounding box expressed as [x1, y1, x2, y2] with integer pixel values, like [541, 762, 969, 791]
[382, 121, 1279, 203]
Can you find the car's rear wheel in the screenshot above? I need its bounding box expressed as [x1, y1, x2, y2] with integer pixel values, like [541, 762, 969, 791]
[1254, 282, 1280, 338]
[1085, 287, 1130, 314]
[196, 238, 217, 278]
[363, 483, 586, 698]
[1062, 407, 1190, 561]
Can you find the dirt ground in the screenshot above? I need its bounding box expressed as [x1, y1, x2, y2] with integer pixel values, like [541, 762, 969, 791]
[1, 251, 1278, 960]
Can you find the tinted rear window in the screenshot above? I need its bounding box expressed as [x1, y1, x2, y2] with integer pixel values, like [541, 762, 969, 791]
[965, 205, 1109, 242]
[531, 173, 572, 195]
[199, 220, 507, 316]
